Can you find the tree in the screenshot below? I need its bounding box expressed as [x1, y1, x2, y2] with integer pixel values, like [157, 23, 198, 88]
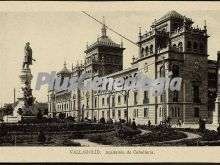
[37, 130, 46, 143]
[59, 113, 65, 120]
[3, 104, 13, 116]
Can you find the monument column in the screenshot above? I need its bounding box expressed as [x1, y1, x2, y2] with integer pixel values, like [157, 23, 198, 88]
[213, 51, 220, 124]
[13, 42, 36, 118]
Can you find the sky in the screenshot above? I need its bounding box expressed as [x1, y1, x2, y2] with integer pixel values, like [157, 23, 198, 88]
[0, 1, 220, 105]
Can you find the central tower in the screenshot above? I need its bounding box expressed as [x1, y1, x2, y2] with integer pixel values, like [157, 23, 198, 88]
[84, 18, 125, 76]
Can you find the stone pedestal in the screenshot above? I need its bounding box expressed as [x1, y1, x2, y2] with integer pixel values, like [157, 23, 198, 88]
[5, 68, 36, 123]
[213, 95, 220, 125]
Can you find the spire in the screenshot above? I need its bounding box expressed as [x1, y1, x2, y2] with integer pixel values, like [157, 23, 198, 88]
[101, 16, 107, 37]
[138, 27, 142, 59]
[120, 38, 123, 48]
[139, 27, 142, 38]
[64, 60, 66, 68]
[204, 20, 207, 30]
[86, 42, 88, 49]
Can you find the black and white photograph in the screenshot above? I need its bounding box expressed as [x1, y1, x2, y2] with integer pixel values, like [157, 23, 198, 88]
[1, 1, 220, 163]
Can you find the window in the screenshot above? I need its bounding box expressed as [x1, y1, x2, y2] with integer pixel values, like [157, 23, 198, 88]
[172, 65, 179, 77]
[144, 108, 148, 118]
[124, 109, 127, 118]
[143, 91, 149, 104]
[118, 96, 121, 105]
[112, 97, 115, 106]
[107, 97, 109, 105]
[133, 109, 138, 118]
[145, 46, 149, 56]
[193, 42, 198, 52]
[200, 43, 204, 52]
[193, 85, 200, 103]
[150, 45, 153, 54]
[160, 95, 163, 102]
[178, 42, 183, 52]
[173, 91, 178, 102]
[118, 110, 121, 119]
[194, 107, 200, 117]
[102, 111, 104, 118]
[144, 91, 148, 100]
[86, 99, 89, 108]
[95, 97, 97, 108]
[102, 98, 105, 106]
[134, 92, 138, 105]
[141, 48, 144, 57]
[187, 41, 192, 50]
[112, 110, 115, 118]
[124, 95, 127, 104]
[173, 44, 177, 48]
[73, 100, 76, 110]
[159, 108, 162, 117]
[160, 65, 165, 77]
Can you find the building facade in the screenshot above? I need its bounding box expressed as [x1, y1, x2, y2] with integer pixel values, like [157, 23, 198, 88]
[48, 11, 219, 125]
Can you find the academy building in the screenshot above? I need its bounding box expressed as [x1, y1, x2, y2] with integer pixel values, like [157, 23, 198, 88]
[48, 11, 220, 125]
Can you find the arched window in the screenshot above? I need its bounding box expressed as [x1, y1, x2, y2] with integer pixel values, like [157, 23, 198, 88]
[193, 42, 198, 52]
[150, 45, 153, 54]
[173, 44, 177, 48]
[160, 66, 164, 77]
[187, 41, 192, 50]
[145, 46, 149, 56]
[178, 42, 183, 52]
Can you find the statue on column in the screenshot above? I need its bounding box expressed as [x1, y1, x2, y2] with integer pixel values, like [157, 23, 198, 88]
[22, 42, 36, 69]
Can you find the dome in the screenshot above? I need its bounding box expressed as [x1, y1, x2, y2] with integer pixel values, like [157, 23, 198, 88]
[57, 62, 72, 75]
[155, 10, 192, 24]
[161, 11, 184, 20]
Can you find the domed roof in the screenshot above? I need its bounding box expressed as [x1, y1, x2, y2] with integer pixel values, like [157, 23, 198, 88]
[57, 62, 72, 75]
[161, 11, 184, 20]
[155, 10, 192, 24]
[85, 18, 122, 52]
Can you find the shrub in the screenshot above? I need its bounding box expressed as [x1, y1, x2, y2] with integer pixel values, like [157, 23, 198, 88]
[37, 130, 46, 143]
[116, 126, 141, 138]
[200, 130, 220, 141]
[99, 117, 105, 124]
[62, 139, 81, 146]
[88, 133, 113, 145]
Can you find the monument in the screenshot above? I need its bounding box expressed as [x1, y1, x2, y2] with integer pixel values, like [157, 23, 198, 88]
[213, 51, 220, 125]
[3, 42, 37, 123]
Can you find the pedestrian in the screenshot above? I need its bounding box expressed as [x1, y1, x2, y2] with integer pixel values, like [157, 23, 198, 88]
[148, 120, 151, 127]
[131, 118, 137, 129]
